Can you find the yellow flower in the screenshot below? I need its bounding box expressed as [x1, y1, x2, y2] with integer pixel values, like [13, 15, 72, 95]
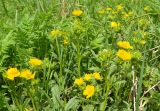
[72, 10, 83, 16]
[117, 41, 133, 49]
[74, 78, 84, 86]
[97, 9, 105, 14]
[84, 74, 92, 81]
[29, 58, 42, 66]
[20, 70, 35, 80]
[117, 49, 132, 61]
[6, 68, 20, 80]
[83, 85, 95, 99]
[140, 40, 146, 45]
[51, 29, 62, 37]
[63, 39, 69, 45]
[144, 6, 151, 12]
[123, 11, 133, 18]
[93, 72, 101, 80]
[111, 22, 120, 28]
[106, 7, 112, 11]
[116, 5, 123, 11]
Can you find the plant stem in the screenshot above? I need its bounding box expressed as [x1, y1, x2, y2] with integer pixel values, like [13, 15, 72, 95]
[77, 42, 81, 77]
[56, 38, 63, 85]
[136, 47, 146, 111]
[1, 0, 8, 16]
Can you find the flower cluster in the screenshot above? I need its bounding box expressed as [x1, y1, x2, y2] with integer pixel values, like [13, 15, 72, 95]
[74, 72, 101, 99]
[116, 41, 132, 61]
[5, 58, 42, 81]
[50, 29, 66, 38]
[5, 68, 35, 81]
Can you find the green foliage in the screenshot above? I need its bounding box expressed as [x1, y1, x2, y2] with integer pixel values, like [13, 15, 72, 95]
[0, 0, 160, 111]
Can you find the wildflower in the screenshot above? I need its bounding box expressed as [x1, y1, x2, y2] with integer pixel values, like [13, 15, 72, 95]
[6, 68, 20, 80]
[144, 6, 151, 12]
[72, 10, 83, 16]
[117, 41, 133, 49]
[111, 22, 120, 28]
[51, 29, 62, 37]
[116, 5, 123, 11]
[20, 70, 35, 80]
[63, 39, 69, 45]
[98, 49, 112, 61]
[97, 9, 105, 14]
[29, 58, 42, 66]
[117, 49, 132, 61]
[93, 72, 101, 80]
[74, 78, 84, 86]
[83, 85, 95, 99]
[140, 40, 146, 45]
[123, 11, 133, 18]
[84, 74, 92, 81]
[106, 7, 112, 11]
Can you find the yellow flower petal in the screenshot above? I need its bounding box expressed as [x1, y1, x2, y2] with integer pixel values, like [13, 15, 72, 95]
[93, 72, 101, 80]
[29, 58, 42, 66]
[74, 77, 84, 86]
[84, 74, 92, 81]
[83, 85, 95, 99]
[20, 69, 35, 80]
[117, 41, 133, 49]
[72, 10, 83, 16]
[111, 22, 121, 28]
[6, 68, 20, 80]
[117, 49, 132, 61]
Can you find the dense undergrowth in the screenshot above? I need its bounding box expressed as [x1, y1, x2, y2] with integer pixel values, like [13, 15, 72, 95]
[0, 0, 160, 111]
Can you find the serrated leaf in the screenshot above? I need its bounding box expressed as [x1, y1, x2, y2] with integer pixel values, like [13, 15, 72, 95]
[64, 97, 80, 111]
[51, 85, 62, 109]
[83, 105, 94, 111]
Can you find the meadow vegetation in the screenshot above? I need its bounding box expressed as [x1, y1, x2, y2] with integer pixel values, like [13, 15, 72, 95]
[0, 0, 160, 111]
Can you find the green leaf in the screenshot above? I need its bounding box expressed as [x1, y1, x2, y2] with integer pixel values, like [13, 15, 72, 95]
[83, 105, 94, 111]
[51, 85, 63, 109]
[64, 97, 80, 111]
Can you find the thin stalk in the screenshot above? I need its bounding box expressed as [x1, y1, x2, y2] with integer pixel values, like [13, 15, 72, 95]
[6, 81, 22, 110]
[28, 89, 37, 111]
[102, 83, 110, 111]
[136, 47, 146, 111]
[132, 65, 136, 111]
[1, 0, 8, 16]
[60, 0, 66, 16]
[15, 9, 18, 25]
[102, 73, 111, 111]
[38, 0, 45, 12]
[56, 37, 63, 85]
[77, 42, 81, 77]
[90, 0, 96, 18]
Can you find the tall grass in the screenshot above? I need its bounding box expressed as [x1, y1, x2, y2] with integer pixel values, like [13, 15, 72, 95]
[0, 0, 160, 111]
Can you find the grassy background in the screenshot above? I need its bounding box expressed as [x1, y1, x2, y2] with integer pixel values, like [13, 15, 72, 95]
[0, 0, 160, 111]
